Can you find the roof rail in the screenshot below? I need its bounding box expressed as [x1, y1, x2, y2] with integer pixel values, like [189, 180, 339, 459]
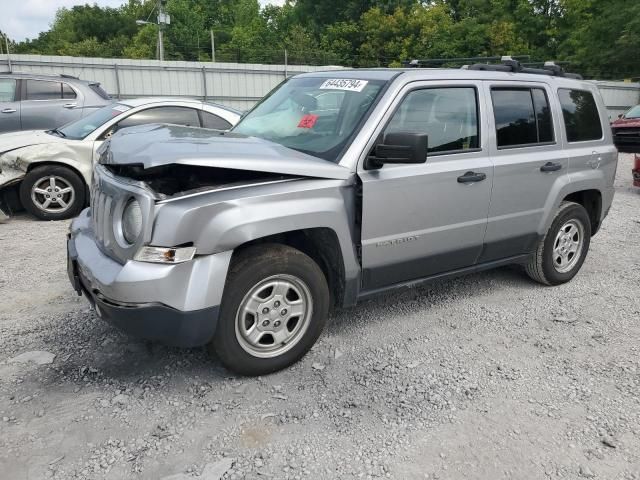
[59, 73, 79, 79]
[467, 56, 583, 79]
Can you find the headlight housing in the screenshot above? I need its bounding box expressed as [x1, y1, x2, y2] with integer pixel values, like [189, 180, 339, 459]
[121, 198, 142, 245]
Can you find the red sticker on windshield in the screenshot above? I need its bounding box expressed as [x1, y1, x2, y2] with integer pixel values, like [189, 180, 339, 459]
[297, 114, 318, 129]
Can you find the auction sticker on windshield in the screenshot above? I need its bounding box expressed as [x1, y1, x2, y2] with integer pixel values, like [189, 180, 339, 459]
[319, 79, 369, 92]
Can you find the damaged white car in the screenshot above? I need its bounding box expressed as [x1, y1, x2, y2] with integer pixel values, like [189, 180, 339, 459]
[0, 98, 241, 220]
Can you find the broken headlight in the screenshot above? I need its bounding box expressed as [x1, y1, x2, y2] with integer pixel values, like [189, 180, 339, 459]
[121, 198, 142, 244]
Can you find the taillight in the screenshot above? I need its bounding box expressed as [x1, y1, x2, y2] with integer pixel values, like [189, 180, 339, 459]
[634, 154, 640, 171]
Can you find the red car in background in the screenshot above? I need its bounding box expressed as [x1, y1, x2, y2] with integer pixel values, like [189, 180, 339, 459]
[611, 104, 640, 187]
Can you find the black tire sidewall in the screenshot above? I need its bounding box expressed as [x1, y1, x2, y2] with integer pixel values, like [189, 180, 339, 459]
[213, 245, 330, 376]
[541, 203, 591, 285]
[19, 165, 86, 221]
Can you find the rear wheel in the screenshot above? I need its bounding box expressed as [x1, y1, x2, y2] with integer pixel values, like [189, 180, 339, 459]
[526, 201, 591, 285]
[19, 165, 85, 221]
[211, 244, 330, 376]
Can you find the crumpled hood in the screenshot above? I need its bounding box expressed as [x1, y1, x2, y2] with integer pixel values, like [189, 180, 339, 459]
[0, 130, 65, 154]
[104, 124, 352, 180]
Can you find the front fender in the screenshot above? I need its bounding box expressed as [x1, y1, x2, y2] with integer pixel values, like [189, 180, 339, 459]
[151, 177, 361, 283]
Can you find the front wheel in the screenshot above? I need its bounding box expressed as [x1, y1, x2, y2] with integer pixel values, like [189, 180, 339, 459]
[19, 165, 86, 221]
[211, 244, 330, 376]
[526, 201, 591, 285]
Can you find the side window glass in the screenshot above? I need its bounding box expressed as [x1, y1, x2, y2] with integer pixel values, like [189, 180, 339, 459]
[532, 88, 553, 143]
[118, 107, 201, 129]
[201, 111, 232, 130]
[62, 84, 77, 99]
[0, 79, 17, 102]
[491, 89, 537, 147]
[385, 87, 479, 154]
[26, 80, 62, 100]
[558, 89, 602, 142]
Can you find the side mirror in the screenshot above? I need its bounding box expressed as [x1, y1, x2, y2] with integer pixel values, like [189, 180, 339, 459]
[618, 114, 624, 119]
[366, 132, 428, 169]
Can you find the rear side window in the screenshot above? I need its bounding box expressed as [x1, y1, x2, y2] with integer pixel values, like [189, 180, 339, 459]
[491, 88, 554, 148]
[118, 106, 201, 129]
[385, 87, 480, 154]
[201, 111, 232, 130]
[0, 79, 17, 102]
[558, 89, 603, 142]
[26, 80, 63, 100]
[89, 83, 111, 100]
[62, 84, 77, 99]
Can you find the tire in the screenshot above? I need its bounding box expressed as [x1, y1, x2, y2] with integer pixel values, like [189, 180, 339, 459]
[19, 165, 86, 221]
[211, 244, 330, 376]
[526, 201, 591, 286]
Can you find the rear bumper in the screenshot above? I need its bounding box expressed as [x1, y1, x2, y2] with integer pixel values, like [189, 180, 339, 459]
[67, 209, 232, 347]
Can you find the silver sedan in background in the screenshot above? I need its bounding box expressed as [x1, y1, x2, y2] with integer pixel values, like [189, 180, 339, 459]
[0, 98, 241, 220]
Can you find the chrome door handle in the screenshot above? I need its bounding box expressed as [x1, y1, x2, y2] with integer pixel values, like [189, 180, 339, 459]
[63, 103, 77, 109]
[1, 108, 16, 114]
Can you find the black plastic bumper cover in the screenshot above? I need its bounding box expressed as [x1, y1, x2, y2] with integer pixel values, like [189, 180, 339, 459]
[68, 249, 219, 348]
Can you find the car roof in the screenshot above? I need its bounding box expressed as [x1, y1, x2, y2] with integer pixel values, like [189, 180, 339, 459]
[0, 71, 99, 85]
[296, 68, 593, 88]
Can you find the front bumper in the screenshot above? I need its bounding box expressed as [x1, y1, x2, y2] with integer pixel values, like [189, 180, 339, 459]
[67, 209, 232, 347]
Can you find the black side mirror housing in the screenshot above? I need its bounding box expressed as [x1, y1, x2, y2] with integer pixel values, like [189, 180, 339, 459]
[366, 132, 428, 169]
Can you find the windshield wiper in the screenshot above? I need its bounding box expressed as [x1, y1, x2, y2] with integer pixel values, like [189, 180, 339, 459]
[48, 128, 66, 138]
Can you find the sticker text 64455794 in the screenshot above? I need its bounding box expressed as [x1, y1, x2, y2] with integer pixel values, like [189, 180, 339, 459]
[319, 79, 369, 92]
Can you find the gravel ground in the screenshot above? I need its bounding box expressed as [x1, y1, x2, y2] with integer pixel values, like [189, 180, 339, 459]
[1, 154, 639, 480]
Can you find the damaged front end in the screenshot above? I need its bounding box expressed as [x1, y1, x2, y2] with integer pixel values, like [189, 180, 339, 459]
[102, 163, 299, 201]
[0, 148, 33, 219]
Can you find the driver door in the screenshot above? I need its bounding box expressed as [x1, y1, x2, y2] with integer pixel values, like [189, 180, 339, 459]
[358, 81, 493, 291]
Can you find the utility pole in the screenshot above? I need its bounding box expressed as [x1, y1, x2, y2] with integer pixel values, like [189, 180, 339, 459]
[4, 34, 12, 72]
[210, 29, 215, 63]
[157, 0, 170, 61]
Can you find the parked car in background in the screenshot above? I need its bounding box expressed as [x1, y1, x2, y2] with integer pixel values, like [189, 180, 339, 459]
[0, 73, 112, 133]
[0, 98, 241, 220]
[68, 63, 617, 375]
[611, 104, 640, 187]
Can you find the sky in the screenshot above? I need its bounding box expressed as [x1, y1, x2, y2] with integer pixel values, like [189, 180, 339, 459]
[1, 0, 284, 42]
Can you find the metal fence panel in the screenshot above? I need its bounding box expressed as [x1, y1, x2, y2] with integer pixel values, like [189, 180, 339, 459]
[2, 55, 637, 116]
[0, 54, 342, 111]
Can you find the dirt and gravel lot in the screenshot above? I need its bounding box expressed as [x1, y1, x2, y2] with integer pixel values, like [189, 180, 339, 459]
[1, 154, 639, 480]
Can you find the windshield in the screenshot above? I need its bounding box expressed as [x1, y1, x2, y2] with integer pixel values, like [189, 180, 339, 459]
[232, 77, 387, 162]
[59, 104, 131, 140]
[624, 105, 640, 119]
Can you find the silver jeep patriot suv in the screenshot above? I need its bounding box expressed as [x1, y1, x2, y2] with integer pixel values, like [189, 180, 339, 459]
[67, 60, 617, 375]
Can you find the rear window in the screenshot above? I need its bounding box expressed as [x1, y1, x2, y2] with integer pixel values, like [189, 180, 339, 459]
[558, 89, 603, 142]
[0, 78, 16, 102]
[491, 87, 554, 148]
[89, 83, 111, 100]
[26, 80, 62, 100]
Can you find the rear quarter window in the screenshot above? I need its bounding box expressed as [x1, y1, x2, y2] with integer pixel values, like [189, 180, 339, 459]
[558, 89, 603, 142]
[89, 83, 111, 100]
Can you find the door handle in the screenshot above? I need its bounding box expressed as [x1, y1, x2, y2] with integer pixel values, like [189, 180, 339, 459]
[1, 108, 16, 114]
[63, 103, 77, 109]
[457, 171, 487, 183]
[540, 162, 562, 172]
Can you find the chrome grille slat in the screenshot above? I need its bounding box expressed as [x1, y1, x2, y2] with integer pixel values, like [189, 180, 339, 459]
[90, 165, 154, 264]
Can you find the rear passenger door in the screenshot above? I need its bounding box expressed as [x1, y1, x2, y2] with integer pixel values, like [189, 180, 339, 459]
[0, 78, 21, 133]
[480, 82, 568, 262]
[21, 79, 82, 130]
[359, 81, 493, 291]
